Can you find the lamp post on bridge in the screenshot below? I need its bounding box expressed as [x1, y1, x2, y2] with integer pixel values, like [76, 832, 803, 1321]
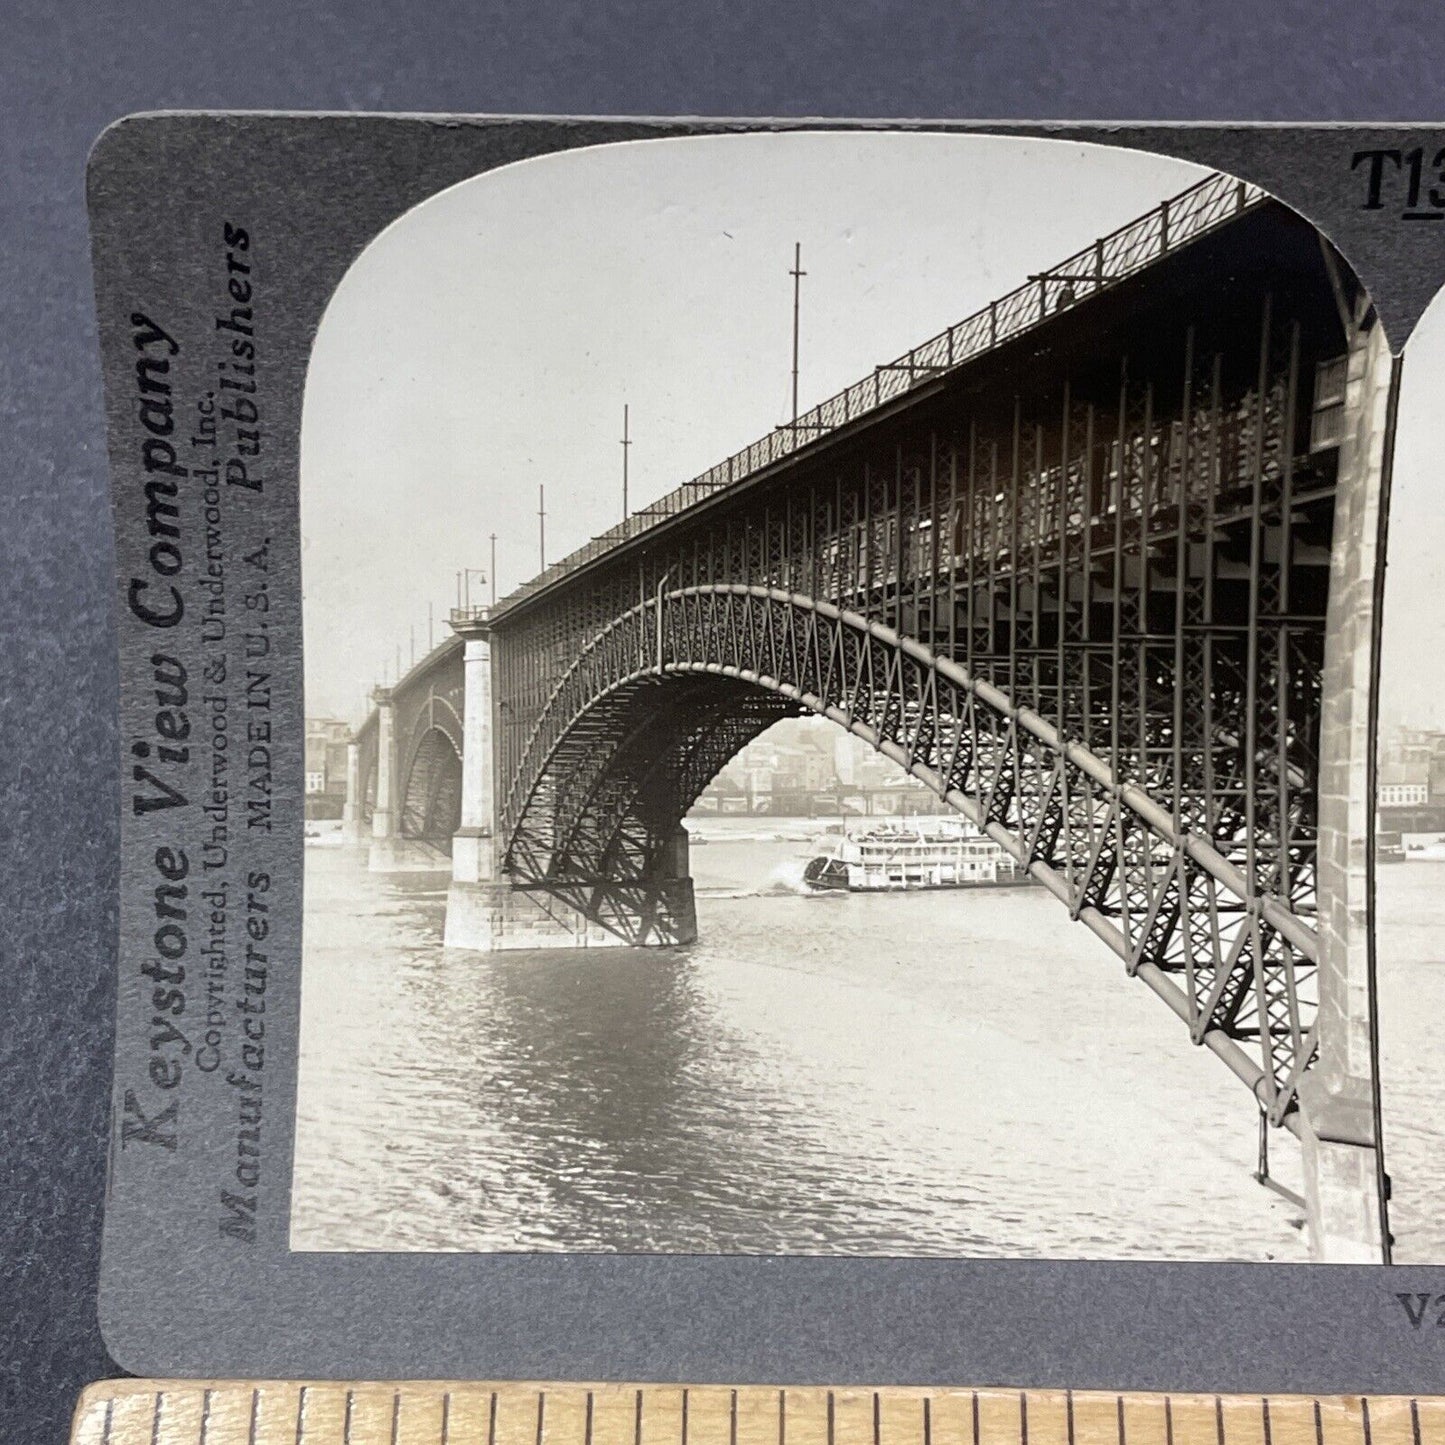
[459, 567, 487, 617]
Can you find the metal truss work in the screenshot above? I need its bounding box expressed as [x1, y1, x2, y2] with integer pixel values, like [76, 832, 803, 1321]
[484, 206, 1358, 1133]
[399, 724, 463, 843]
[354, 183, 1372, 1145]
[504, 578, 1319, 1125]
[509, 674, 793, 944]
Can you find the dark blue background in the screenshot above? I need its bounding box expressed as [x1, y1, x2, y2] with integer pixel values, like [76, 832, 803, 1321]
[5, 3, 1445, 1442]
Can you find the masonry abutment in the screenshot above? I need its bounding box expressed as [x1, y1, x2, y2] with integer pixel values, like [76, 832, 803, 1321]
[1301, 304, 1394, 1263]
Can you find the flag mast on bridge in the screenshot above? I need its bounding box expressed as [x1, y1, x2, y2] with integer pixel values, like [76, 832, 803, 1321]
[621, 403, 631, 524]
[790, 241, 805, 426]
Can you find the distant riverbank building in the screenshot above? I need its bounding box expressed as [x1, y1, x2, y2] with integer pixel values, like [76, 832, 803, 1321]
[305, 717, 352, 819]
[1378, 726, 1445, 833]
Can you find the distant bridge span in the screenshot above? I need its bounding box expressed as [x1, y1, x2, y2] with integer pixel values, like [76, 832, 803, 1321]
[344, 174, 1396, 1261]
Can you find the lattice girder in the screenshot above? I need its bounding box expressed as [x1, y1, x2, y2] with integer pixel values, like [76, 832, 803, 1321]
[454, 209, 1360, 1136]
[502, 581, 1325, 1126]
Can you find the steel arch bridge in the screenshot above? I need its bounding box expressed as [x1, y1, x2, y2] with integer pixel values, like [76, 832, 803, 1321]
[345, 172, 1396, 1258]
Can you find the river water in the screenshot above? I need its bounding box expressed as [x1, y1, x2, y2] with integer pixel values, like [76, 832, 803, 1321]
[291, 820, 1442, 1262]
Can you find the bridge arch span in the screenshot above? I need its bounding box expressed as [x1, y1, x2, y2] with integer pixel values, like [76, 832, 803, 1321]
[504, 583, 1317, 1127]
[347, 637, 466, 855]
[399, 722, 464, 845]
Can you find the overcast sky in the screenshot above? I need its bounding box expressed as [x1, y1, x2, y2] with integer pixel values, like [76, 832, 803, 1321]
[300, 131, 1445, 736]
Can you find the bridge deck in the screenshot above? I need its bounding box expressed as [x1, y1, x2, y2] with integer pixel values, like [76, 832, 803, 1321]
[489, 170, 1264, 620]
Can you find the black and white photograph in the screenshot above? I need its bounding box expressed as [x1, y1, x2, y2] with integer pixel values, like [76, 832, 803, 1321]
[285, 131, 1443, 1266]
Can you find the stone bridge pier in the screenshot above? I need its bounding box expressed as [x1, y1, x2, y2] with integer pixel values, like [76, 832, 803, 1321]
[364, 685, 405, 871]
[442, 611, 696, 952]
[340, 735, 363, 847]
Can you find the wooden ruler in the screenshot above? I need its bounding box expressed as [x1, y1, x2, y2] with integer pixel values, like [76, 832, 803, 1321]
[70, 1383, 1444, 1445]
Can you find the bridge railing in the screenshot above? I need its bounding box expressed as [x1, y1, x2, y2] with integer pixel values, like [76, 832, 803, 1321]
[494, 171, 1264, 616]
[450, 605, 492, 629]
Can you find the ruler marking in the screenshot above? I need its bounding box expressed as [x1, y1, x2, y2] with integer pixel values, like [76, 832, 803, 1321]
[71, 1385, 1442, 1445]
